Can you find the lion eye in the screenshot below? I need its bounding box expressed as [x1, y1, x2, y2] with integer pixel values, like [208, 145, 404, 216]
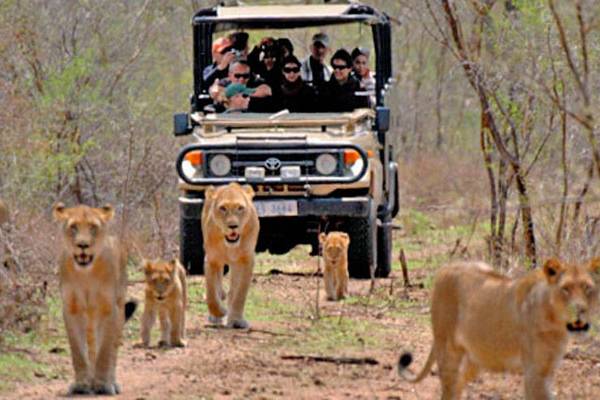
[236, 205, 245, 213]
[561, 287, 571, 296]
[584, 285, 595, 297]
[69, 225, 78, 236]
[90, 225, 98, 236]
[219, 205, 227, 213]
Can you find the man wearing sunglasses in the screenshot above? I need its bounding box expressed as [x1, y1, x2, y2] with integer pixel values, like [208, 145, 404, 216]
[223, 83, 256, 113]
[209, 60, 274, 112]
[321, 49, 369, 112]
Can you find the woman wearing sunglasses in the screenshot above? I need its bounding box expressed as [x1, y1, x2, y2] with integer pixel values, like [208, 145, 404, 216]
[321, 49, 369, 112]
[277, 55, 316, 113]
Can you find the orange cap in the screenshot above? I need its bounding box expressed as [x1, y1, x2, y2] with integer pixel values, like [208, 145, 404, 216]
[212, 37, 232, 54]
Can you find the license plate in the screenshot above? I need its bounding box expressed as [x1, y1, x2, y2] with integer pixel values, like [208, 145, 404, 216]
[255, 200, 298, 217]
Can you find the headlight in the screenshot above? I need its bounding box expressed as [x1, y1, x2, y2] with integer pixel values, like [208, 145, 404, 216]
[315, 153, 337, 175]
[209, 154, 231, 176]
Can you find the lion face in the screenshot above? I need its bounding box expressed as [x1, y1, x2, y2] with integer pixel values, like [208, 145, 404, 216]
[53, 203, 114, 268]
[545, 258, 600, 333]
[206, 183, 255, 247]
[143, 259, 177, 301]
[319, 232, 350, 264]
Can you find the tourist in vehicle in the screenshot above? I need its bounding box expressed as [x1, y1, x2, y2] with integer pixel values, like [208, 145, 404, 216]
[209, 60, 276, 113]
[300, 32, 332, 94]
[321, 49, 369, 112]
[248, 37, 283, 90]
[222, 83, 255, 113]
[203, 36, 236, 87]
[225, 31, 250, 60]
[277, 38, 294, 58]
[276, 55, 315, 113]
[210, 60, 272, 100]
[351, 47, 376, 106]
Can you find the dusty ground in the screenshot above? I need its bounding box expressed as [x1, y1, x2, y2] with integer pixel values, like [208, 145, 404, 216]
[5, 241, 600, 400]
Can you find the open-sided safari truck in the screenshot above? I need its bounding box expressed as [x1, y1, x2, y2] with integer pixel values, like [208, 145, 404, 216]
[174, 2, 397, 279]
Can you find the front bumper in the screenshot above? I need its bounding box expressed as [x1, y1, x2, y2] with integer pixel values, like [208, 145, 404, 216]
[179, 196, 371, 219]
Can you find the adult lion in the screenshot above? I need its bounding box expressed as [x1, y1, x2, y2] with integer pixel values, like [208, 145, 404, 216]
[398, 258, 600, 400]
[53, 203, 136, 395]
[202, 183, 259, 329]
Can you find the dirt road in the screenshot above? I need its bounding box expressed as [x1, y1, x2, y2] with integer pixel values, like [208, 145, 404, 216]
[7, 249, 600, 399]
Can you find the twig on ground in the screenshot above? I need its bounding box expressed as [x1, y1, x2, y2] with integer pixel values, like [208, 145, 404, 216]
[399, 249, 411, 287]
[281, 354, 379, 365]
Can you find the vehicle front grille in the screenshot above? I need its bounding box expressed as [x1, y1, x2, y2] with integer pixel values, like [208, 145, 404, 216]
[205, 149, 343, 178]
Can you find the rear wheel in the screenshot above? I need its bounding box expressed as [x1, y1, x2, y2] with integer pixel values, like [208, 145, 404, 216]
[180, 215, 204, 275]
[345, 204, 377, 279]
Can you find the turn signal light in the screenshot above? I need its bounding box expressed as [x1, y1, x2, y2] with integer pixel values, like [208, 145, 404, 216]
[185, 151, 203, 166]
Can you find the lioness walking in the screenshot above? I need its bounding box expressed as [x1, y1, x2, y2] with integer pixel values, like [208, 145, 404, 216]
[202, 183, 259, 329]
[53, 203, 136, 395]
[399, 258, 600, 400]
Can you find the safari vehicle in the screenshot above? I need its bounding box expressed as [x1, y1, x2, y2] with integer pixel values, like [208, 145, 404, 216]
[173, 2, 397, 279]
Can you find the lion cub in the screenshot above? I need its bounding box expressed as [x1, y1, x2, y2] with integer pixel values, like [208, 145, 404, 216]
[53, 203, 136, 396]
[399, 258, 600, 400]
[140, 259, 187, 348]
[319, 232, 350, 301]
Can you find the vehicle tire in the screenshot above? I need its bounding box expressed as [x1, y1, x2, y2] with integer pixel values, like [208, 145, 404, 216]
[375, 215, 392, 278]
[180, 216, 204, 275]
[345, 205, 377, 279]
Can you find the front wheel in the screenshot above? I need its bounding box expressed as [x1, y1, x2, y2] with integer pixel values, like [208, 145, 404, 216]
[375, 214, 392, 278]
[180, 215, 204, 275]
[344, 205, 377, 279]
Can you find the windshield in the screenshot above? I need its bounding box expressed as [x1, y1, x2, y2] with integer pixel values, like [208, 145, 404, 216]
[202, 25, 376, 115]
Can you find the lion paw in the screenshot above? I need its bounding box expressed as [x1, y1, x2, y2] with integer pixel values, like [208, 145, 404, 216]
[68, 382, 92, 395]
[208, 315, 224, 325]
[172, 339, 187, 348]
[158, 340, 170, 348]
[93, 381, 120, 395]
[133, 342, 149, 349]
[227, 318, 249, 329]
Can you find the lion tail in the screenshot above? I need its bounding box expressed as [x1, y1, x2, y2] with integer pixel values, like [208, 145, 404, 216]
[124, 300, 137, 322]
[397, 345, 436, 383]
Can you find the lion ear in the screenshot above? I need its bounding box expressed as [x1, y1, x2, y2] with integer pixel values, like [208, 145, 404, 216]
[242, 184, 255, 199]
[588, 257, 600, 280]
[319, 232, 327, 244]
[543, 258, 564, 284]
[99, 204, 115, 222]
[169, 259, 179, 275]
[340, 232, 350, 245]
[53, 202, 67, 221]
[142, 259, 152, 275]
[205, 186, 216, 201]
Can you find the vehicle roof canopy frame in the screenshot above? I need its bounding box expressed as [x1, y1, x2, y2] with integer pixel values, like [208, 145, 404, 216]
[191, 2, 392, 113]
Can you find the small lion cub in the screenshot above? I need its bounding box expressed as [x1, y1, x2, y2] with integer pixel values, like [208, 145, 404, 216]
[319, 232, 350, 301]
[140, 259, 187, 348]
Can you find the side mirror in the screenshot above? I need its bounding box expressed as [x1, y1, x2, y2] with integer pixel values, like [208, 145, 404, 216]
[173, 113, 192, 136]
[375, 107, 390, 133]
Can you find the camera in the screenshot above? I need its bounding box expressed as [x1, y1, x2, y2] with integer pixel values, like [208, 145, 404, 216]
[229, 48, 243, 58]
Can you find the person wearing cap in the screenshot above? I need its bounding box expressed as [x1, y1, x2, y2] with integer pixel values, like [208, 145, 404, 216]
[223, 83, 255, 113]
[321, 49, 369, 112]
[275, 55, 316, 113]
[203, 36, 237, 87]
[351, 47, 376, 106]
[300, 32, 333, 92]
[209, 60, 275, 112]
